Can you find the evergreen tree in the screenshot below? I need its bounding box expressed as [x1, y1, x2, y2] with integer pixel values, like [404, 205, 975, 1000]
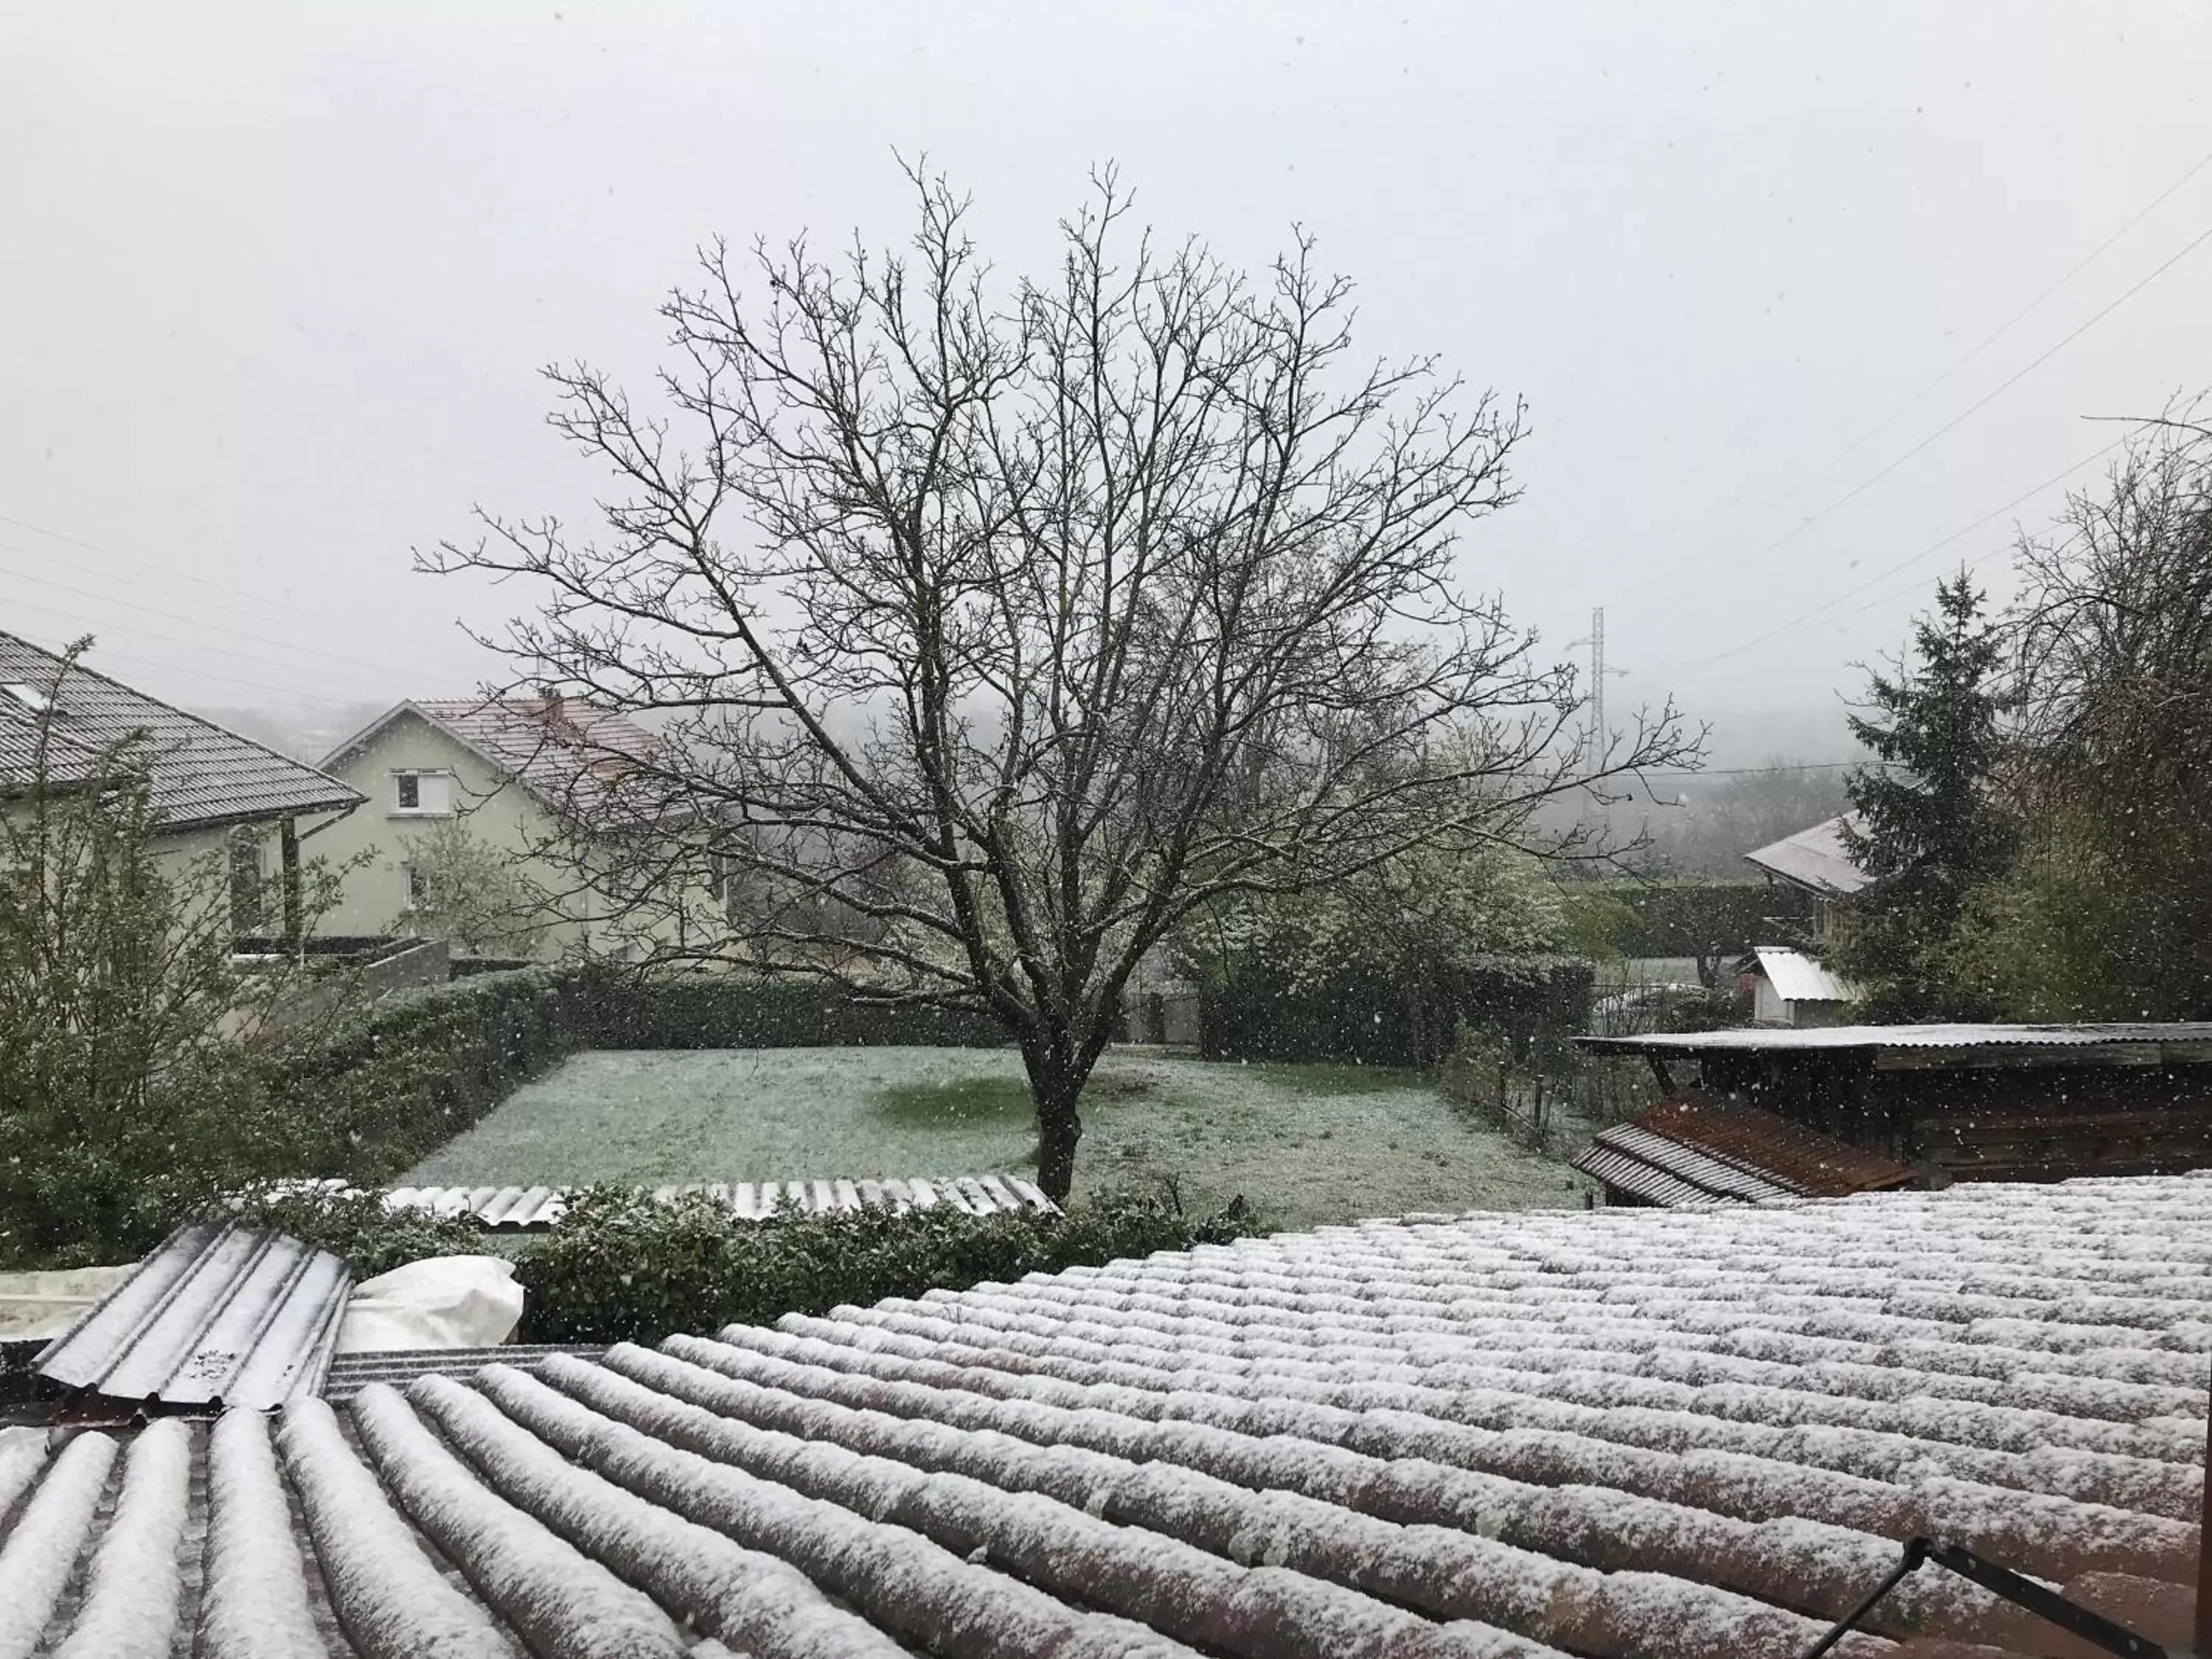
[1833, 574, 2016, 1019]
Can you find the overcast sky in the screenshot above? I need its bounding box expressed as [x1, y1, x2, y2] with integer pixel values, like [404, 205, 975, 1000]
[6, 3, 2210, 762]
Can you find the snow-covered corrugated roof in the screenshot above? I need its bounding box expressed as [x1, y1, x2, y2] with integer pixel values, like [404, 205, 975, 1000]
[1584, 1020, 2212, 1060]
[1749, 944, 1857, 1004]
[1, 1174, 2205, 1655]
[1744, 813, 1871, 897]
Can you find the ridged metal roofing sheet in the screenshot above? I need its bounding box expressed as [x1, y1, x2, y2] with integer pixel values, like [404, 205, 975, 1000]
[1748, 945, 1857, 1004]
[33, 1223, 350, 1410]
[1582, 1019, 2212, 1057]
[0, 631, 362, 830]
[1574, 1095, 1916, 1208]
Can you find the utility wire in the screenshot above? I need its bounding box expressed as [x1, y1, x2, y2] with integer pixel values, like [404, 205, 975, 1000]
[1680, 217, 2212, 599]
[1717, 142, 2212, 521]
[1684, 425, 2140, 667]
[0, 508, 396, 631]
[0, 543, 468, 681]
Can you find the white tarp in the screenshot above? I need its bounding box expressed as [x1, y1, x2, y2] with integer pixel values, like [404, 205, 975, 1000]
[335, 1256, 524, 1353]
[0, 1267, 134, 1340]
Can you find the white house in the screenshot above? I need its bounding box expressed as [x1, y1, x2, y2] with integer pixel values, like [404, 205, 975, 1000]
[0, 630, 364, 942]
[312, 697, 723, 961]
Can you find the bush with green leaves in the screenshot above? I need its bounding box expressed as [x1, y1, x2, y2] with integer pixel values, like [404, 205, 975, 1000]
[257, 966, 574, 1180]
[557, 967, 1006, 1051]
[512, 1183, 1255, 1346]
[223, 1183, 486, 1278]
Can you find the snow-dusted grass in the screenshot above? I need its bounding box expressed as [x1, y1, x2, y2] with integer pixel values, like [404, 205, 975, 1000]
[400, 1047, 1590, 1231]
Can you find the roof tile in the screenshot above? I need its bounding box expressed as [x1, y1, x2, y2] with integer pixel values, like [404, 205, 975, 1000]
[1, 1175, 2205, 1655]
[0, 632, 361, 830]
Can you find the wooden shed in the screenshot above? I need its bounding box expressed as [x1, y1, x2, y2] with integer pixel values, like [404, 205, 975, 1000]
[1579, 1022, 2212, 1184]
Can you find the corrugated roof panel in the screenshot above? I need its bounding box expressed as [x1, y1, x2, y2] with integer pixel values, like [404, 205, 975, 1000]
[1568, 1143, 1733, 1208]
[0, 632, 361, 831]
[1590, 1123, 1801, 1203]
[34, 1224, 350, 1410]
[1638, 1094, 1918, 1197]
[1750, 945, 1857, 1004]
[1582, 1019, 2212, 1057]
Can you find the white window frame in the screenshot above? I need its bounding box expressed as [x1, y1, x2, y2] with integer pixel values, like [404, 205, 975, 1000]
[389, 769, 454, 817]
[400, 861, 428, 909]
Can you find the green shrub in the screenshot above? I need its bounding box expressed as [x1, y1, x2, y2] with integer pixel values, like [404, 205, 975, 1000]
[512, 1182, 1255, 1346]
[257, 967, 576, 1183]
[557, 968, 1008, 1051]
[222, 1183, 487, 1278]
[1199, 955, 1593, 1067]
[1590, 878, 1813, 963]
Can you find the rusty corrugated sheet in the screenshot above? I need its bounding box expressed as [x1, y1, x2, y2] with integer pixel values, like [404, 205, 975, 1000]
[1570, 1143, 1733, 1208]
[1638, 1094, 1917, 1197]
[380, 1172, 1059, 1231]
[34, 1223, 350, 1410]
[1575, 1094, 1913, 1208]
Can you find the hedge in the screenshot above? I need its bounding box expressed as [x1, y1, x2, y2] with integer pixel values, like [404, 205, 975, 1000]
[259, 967, 574, 1183]
[220, 1181, 1256, 1346]
[1200, 955, 1596, 1068]
[1583, 878, 1814, 961]
[556, 968, 1007, 1051]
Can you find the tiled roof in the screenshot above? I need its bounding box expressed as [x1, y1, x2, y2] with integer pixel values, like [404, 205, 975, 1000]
[0, 1174, 2206, 1655]
[325, 696, 685, 827]
[0, 631, 362, 830]
[1573, 1094, 1917, 1207]
[1744, 813, 1871, 897]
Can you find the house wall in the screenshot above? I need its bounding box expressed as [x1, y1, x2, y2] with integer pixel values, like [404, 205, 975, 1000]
[313, 709, 724, 963]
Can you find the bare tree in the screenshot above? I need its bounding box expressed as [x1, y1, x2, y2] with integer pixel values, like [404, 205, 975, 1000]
[427, 167, 1694, 1196]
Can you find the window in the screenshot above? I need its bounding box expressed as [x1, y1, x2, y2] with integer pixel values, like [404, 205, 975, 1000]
[391, 770, 452, 815]
[1, 682, 50, 715]
[229, 831, 265, 936]
[402, 863, 428, 907]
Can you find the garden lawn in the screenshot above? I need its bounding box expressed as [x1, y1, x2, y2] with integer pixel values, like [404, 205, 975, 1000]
[400, 1047, 1591, 1232]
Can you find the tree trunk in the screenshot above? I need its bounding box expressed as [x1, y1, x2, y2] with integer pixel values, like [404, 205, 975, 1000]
[1033, 1077, 1084, 1203]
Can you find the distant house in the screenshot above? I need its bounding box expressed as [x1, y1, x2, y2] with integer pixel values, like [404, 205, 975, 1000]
[0, 630, 364, 941]
[1742, 812, 1870, 950]
[312, 697, 722, 961]
[1736, 813, 1870, 1022]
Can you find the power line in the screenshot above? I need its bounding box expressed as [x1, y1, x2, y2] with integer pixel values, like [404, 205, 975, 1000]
[1718, 141, 2212, 521]
[0, 597, 383, 702]
[0, 542, 468, 681]
[1634, 760, 1887, 777]
[1681, 216, 2212, 599]
[0, 508, 389, 632]
[1684, 425, 2140, 667]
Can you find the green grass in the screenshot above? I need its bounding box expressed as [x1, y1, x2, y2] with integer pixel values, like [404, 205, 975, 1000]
[874, 1075, 1038, 1127]
[402, 1046, 1591, 1233]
